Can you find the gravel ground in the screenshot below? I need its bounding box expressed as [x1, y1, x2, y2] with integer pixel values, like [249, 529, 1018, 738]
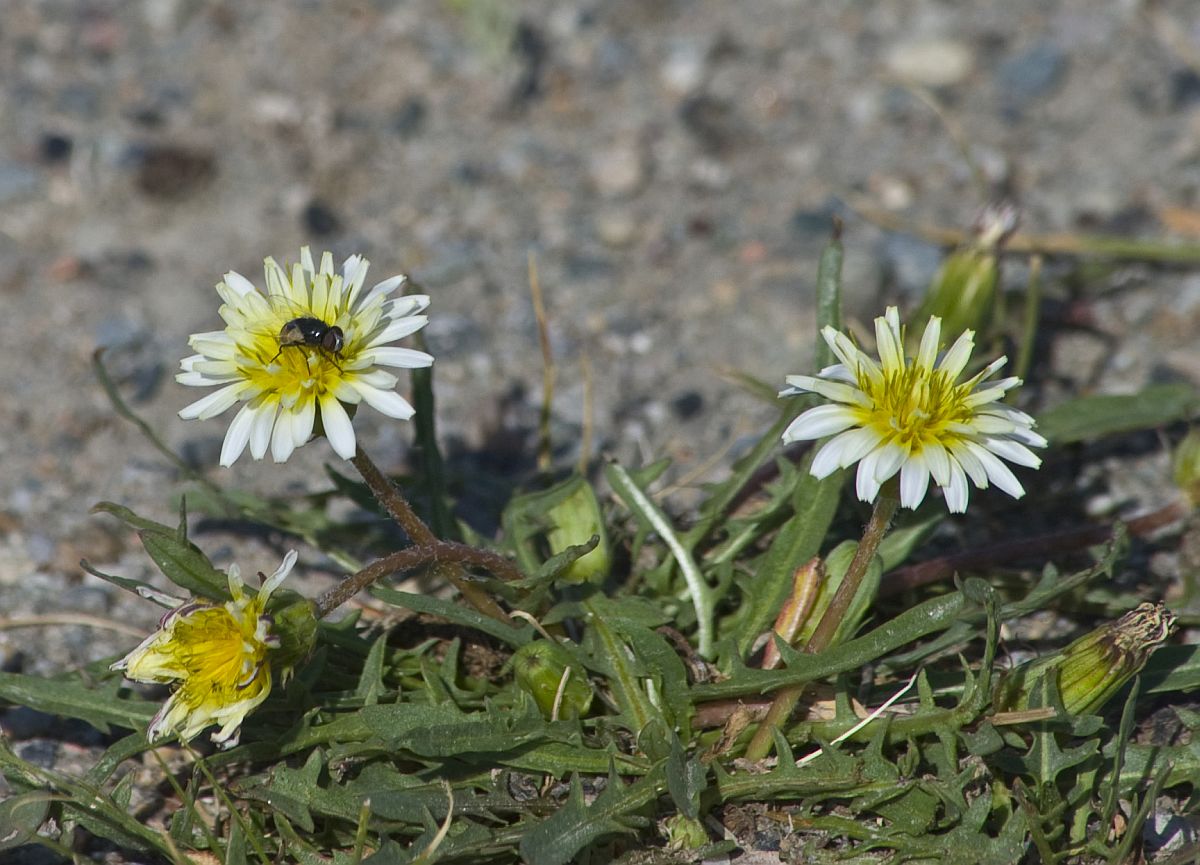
[4, 0, 1200, 858]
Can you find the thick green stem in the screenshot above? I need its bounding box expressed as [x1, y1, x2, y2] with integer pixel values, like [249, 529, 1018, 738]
[349, 446, 514, 625]
[744, 485, 900, 761]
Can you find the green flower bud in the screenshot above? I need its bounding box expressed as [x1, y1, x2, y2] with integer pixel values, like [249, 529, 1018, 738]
[664, 814, 708, 850]
[913, 202, 1019, 343]
[1173, 428, 1200, 508]
[512, 640, 593, 720]
[994, 602, 1175, 716]
[544, 477, 611, 584]
[266, 590, 320, 680]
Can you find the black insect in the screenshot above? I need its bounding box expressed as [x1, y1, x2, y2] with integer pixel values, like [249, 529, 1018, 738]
[267, 299, 345, 372]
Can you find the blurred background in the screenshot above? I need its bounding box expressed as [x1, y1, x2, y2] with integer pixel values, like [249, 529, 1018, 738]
[3, 0, 1200, 671]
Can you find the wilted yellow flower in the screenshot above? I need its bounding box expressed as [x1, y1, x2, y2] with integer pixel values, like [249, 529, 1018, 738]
[994, 602, 1176, 716]
[112, 551, 298, 747]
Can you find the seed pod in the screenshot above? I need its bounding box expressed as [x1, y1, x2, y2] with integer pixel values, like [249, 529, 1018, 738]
[512, 640, 593, 720]
[994, 602, 1175, 716]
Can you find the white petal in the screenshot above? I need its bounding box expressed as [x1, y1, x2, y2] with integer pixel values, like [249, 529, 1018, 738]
[875, 311, 904, 371]
[372, 315, 429, 345]
[981, 436, 1043, 468]
[966, 442, 1025, 499]
[937, 331, 976, 380]
[922, 441, 952, 487]
[179, 382, 248, 420]
[271, 414, 296, 463]
[869, 440, 907, 483]
[366, 347, 435, 369]
[948, 442, 989, 487]
[859, 441, 902, 489]
[224, 271, 258, 297]
[782, 404, 859, 441]
[291, 397, 316, 446]
[383, 294, 430, 317]
[248, 402, 278, 460]
[810, 427, 882, 477]
[351, 382, 416, 419]
[914, 315, 941, 372]
[899, 457, 931, 509]
[1011, 426, 1048, 449]
[780, 375, 868, 407]
[855, 457, 883, 503]
[319, 396, 357, 459]
[942, 459, 971, 513]
[260, 550, 298, 599]
[824, 328, 875, 378]
[220, 404, 258, 466]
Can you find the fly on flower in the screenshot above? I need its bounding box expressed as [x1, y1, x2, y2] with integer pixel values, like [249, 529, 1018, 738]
[178, 247, 434, 466]
[111, 551, 308, 748]
[780, 307, 1046, 513]
[264, 294, 347, 371]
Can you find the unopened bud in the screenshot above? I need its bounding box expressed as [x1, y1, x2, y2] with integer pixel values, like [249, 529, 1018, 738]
[664, 814, 708, 850]
[1173, 429, 1200, 508]
[545, 477, 611, 584]
[512, 640, 593, 720]
[265, 591, 320, 682]
[913, 202, 1019, 343]
[994, 602, 1175, 716]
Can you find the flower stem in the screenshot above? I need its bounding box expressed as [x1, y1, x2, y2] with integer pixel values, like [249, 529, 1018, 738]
[744, 485, 899, 761]
[315, 540, 523, 618]
[349, 446, 514, 625]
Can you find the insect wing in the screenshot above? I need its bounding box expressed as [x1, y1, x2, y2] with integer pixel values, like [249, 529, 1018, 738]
[245, 294, 313, 341]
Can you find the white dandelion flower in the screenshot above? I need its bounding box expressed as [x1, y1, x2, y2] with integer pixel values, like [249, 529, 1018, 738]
[781, 307, 1046, 513]
[178, 247, 433, 466]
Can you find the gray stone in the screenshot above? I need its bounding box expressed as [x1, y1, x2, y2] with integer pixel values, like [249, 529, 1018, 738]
[996, 39, 1069, 107]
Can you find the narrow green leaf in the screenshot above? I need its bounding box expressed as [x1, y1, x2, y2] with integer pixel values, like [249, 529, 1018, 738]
[607, 461, 715, 659]
[139, 531, 228, 601]
[1036, 382, 1199, 444]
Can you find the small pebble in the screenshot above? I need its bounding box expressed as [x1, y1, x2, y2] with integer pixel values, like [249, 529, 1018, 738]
[589, 145, 646, 197]
[996, 39, 1068, 106]
[884, 38, 974, 88]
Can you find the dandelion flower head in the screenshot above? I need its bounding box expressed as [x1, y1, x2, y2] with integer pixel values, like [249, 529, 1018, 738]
[781, 307, 1045, 513]
[179, 247, 433, 466]
[111, 551, 298, 747]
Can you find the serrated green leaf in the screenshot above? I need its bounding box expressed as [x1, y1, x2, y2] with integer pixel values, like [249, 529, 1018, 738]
[665, 736, 707, 820]
[519, 769, 663, 865]
[0, 672, 155, 735]
[0, 791, 52, 850]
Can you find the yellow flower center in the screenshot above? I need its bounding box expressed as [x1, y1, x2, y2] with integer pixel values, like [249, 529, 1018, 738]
[167, 602, 270, 711]
[854, 363, 975, 453]
[239, 322, 346, 397]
